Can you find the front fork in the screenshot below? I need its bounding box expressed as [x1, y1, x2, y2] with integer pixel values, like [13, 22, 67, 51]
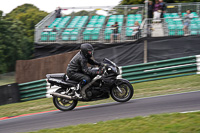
[114, 78, 129, 94]
[116, 86, 123, 94]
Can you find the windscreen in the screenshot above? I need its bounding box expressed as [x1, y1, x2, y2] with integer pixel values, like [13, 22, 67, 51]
[103, 58, 117, 67]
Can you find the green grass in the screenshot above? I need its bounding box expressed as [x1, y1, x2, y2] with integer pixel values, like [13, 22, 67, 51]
[0, 72, 15, 86]
[0, 74, 200, 118]
[133, 74, 200, 98]
[27, 111, 200, 133]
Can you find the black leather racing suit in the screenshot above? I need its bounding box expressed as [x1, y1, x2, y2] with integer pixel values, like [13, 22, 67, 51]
[66, 51, 100, 85]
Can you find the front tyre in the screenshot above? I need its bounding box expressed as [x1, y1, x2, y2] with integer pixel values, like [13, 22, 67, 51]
[111, 79, 134, 102]
[53, 88, 78, 111]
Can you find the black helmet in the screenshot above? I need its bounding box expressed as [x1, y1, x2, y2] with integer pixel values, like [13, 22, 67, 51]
[81, 43, 94, 58]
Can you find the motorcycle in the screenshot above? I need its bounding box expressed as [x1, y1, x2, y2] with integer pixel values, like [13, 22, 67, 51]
[46, 58, 134, 111]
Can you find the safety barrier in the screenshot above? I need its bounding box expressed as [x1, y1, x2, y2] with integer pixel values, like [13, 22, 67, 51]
[19, 79, 47, 101]
[18, 55, 200, 101]
[120, 55, 200, 84]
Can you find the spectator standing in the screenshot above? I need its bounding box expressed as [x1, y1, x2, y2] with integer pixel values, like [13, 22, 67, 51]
[110, 22, 120, 43]
[52, 26, 57, 32]
[133, 21, 140, 31]
[132, 21, 140, 39]
[148, 1, 154, 18]
[159, 0, 167, 18]
[183, 9, 193, 35]
[153, 0, 162, 20]
[43, 26, 51, 32]
[55, 7, 62, 18]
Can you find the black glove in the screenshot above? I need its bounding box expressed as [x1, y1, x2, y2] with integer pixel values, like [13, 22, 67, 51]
[100, 63, 107, 67]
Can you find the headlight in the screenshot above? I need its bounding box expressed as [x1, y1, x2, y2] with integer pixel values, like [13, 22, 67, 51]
[110, 66, 118, 73]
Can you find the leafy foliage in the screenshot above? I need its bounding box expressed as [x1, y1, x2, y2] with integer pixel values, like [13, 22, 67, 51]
[0, 18, 31, 72]
[0, 4, 48, 73]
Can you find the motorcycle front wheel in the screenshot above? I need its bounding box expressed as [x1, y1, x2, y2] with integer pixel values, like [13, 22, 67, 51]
[53, 88, 78, 111]
[111, 79, 134, 102]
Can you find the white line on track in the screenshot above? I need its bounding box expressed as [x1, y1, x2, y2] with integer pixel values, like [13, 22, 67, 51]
[180, 110, 200, 113]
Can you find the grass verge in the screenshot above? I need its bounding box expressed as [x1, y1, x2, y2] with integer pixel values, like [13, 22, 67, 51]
[0, 72, 15, 86]
[0, 74, 200, 118]
[27, 111, 200, 133]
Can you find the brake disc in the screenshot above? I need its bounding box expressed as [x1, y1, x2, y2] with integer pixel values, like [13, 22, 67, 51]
[61, 98, 70, 104]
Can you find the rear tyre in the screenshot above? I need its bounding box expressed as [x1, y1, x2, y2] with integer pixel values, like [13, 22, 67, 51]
[53, 88, 78, 111]
[111, 79, 134, 102]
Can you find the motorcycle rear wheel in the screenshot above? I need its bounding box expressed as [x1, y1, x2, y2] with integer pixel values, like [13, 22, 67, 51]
[53, 88, 78, 111]
[111, 79, 134, 102]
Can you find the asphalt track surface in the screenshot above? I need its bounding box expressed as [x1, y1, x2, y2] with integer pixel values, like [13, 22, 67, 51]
[1, 91, 200, 133]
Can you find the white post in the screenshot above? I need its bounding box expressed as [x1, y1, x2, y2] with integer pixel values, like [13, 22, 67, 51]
[145, 0, 149, 19]
[144, 0, 148, 63]
[144, 0, 149, 37]
[144, 40, 148, 63]
[196, 55, 200, 74]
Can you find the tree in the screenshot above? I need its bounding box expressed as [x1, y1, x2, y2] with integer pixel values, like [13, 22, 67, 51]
[0, 4, 48, 73]
[5, 4, 48, 38]
[0, 13, 13, 73]
[0, 10, 2, 20]
[0, 18, 32, 72]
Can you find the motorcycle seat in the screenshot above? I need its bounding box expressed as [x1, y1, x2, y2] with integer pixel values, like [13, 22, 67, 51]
[46, 73, 79, 85]
[46, 73, 66, 80]
[65, 79, 79, 84]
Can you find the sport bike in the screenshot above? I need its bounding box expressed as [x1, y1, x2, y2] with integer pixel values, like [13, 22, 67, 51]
[46, 58, 134, 111]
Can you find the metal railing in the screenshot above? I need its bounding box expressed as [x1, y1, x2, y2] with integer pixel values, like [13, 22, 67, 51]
[141, 15, 200, 37]
[141, 18, 166, 37]
[37, 17, 200, 43]
[38, 25, 143, 44]
[35, 11, 56, 42]
[166, 2, 200, 15]
[34, 3, 200, 43]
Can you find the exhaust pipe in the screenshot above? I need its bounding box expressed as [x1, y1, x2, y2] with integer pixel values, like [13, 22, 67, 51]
[50, 92, 74, 100]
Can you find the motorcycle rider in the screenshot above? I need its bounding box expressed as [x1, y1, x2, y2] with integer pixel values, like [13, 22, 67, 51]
[66, 43, 102, 93]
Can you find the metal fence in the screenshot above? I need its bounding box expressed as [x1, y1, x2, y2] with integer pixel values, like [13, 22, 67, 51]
[141, 18, 166, 37]
[35, 3, 200, 44]
[35, 11, 56, 42]
[141, 15, 200, 37]
[38, 26, 143, 44]
[166, 3, 200, 15]
[35, 5, 145, 44]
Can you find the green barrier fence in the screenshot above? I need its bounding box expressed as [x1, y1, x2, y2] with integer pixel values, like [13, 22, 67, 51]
[121, 55, 200, 84]
[18, 55, 200, 101]
[19, 79, 47, 101]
